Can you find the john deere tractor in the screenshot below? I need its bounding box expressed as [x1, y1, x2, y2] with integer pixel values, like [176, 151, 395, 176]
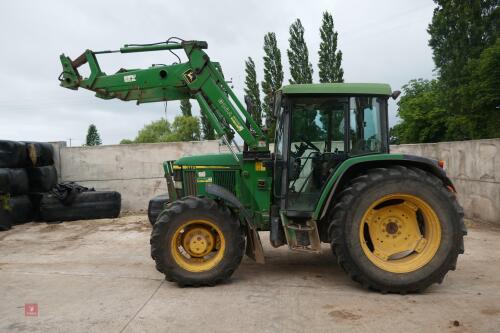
[59, 39, 466, 293]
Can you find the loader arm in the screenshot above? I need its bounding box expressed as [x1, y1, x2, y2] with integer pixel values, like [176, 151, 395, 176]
[59, 40, 268, 153]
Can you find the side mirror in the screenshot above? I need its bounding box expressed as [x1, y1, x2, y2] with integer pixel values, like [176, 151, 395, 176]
[391, 90, 401, 100]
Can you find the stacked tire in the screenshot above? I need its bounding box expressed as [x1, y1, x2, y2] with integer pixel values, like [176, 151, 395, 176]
[0, 140, 121, 231]
[0, 141, 34, 230]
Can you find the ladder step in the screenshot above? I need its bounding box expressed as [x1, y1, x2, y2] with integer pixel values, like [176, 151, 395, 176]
[286, 223, 315, 231]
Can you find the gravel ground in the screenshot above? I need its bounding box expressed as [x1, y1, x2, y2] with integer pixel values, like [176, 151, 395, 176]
[0, 215, 499, 333]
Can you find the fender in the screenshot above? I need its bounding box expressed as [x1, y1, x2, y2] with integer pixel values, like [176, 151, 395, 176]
[205, 183, 265, 264]
[313, 153, 455, 221]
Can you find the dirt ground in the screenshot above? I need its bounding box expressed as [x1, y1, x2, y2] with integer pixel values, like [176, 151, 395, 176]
[0, 215, 499, 333]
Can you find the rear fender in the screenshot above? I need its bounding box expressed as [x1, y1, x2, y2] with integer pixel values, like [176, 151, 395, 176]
[313, 154, 455, 221]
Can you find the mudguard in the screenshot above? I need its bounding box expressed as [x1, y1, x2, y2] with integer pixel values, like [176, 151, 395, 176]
[206, 183, 265, 264]
[313, 153, 455, 221]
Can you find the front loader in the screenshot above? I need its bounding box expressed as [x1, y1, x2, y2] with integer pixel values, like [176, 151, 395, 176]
[59, 38, 466, 293]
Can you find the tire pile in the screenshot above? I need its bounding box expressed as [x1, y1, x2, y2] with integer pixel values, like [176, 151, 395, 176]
[0, 140, 121, 231]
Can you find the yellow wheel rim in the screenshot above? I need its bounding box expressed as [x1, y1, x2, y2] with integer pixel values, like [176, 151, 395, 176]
[359, 194, 441, 273]
[171, 220, 225, 273]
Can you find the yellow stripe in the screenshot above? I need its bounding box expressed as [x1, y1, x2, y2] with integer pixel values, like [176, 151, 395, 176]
[176, 165, 232, 169]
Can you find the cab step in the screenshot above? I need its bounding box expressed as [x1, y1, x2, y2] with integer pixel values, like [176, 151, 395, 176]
[280, 214, 322, 253]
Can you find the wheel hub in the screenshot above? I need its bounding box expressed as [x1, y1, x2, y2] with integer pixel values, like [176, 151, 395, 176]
[385, 221, 399, 234]
[182, 227, 215, 257]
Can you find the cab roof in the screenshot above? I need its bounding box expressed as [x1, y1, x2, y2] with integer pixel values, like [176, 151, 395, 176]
[280, 83, 392, 96]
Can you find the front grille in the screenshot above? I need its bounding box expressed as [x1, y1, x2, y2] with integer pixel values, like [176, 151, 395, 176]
[183, 171, 197, 196]
[213, 171, 236, 194]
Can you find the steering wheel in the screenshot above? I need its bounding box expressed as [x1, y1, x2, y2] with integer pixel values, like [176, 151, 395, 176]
[300, 135, 321, 152]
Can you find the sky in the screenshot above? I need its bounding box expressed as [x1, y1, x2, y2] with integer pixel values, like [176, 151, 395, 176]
[0, 0, 437, 146]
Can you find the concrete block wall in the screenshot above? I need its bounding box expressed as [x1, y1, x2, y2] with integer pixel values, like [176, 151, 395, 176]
[391, 139, 500, 224]
[54, 141, 222, 212]
[52, 139, 499, 224]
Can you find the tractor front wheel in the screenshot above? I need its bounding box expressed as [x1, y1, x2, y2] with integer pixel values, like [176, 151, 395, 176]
[328, 166, 466, 293]
[150, 196, 245, 286]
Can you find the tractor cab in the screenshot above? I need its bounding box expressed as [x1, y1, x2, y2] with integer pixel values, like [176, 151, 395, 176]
[272, 83, 392, 215]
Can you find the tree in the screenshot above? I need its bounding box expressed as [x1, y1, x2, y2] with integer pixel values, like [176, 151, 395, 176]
[121, 116, 202, 144]
[86, 124, 102, 146]
[244, 57, 262, 126]
[428, 0, 498, 85]
[134, 118, 171, 143]
[200, 114, 215, 140]
[427, 0, 499, 140]
[287, 19, 313, 84]
[261, 32, 284, 141]
[180, 99, 192, 117]
[318, 11, 344, 83]
[392, 79, 447, 144]
[461, 37, 500, 139]
[166, 116, 201, 142]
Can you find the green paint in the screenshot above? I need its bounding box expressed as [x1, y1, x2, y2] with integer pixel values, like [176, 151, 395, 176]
[175, 153, 241, 167]
[281, 83, 392, 95]
[312, 153, 405, 219]
[60, 39, 414, 238]
[59, 41, 268, 151]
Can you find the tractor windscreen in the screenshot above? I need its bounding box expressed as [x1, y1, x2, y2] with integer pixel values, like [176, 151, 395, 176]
[285, 95, 388, 211]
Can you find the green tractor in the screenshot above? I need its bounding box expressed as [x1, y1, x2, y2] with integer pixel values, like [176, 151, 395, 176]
[59, 39, 466, 293]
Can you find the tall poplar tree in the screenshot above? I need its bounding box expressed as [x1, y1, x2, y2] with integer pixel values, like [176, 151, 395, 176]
[287, 19, 313, 84]
[244, 57, 262, 126]
[318, 11, 344, 83]
[261, 32, 284, 140]
[180, 99, 192, 117]
[201, 114, 215, 140]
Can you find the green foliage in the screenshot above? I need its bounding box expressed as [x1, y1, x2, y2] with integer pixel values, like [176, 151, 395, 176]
[180, 99, 192, 117]
[392, 79, 447, 144]
[318, 11, 344, 83]
[244, 57, 262, 126]
[395, 1, 499, 143]
[458, 37, 500, 139]
[167, 116, 201, 142]
[428, 0, 498, 85]
[120, 116, 200, 144]
[134, 118, 171, 143]
[86, 124, 102, 146]
[261, 32, 284, 141]
[200, 113, 215, 140]
[287, 19, 313, 84]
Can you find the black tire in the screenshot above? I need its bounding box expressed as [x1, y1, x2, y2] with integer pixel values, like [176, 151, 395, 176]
[23, 142, 54, 167]
[150, 196, 245, 286]
[0, 168, 29, 195]
[39, 191, 121, 222]
[0, 195, 34, 228]
[26, 165, 58, 192]
[148, 194, 169, 225]
[327, 165, 466, 294]
[0, 140, 28, 168]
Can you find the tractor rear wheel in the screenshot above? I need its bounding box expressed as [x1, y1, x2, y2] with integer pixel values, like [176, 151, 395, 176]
[328, 165, 466, 293]
[150, 196, 245, 286]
